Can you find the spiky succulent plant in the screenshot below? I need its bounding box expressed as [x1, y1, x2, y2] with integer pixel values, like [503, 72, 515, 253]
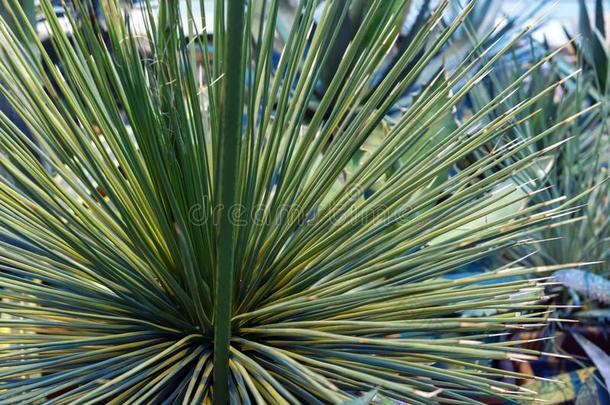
[466, 1, 610, 276]
[0, 0, 586, 403]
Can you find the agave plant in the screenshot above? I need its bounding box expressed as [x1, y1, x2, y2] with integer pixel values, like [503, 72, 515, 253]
[466, 5, 610, 327]
[0, 0, 587, 403]
[479, 1, 610, 276]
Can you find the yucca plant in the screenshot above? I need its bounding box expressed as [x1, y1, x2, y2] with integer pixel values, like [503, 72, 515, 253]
[0, 0, 590, 403]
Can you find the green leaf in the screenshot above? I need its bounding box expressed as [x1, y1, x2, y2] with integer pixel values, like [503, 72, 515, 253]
[595, 0, 606, 38]
[340, 389, 378, 405]
[429, 180, 529, 246]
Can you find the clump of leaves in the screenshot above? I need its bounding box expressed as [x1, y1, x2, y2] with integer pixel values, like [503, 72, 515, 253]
[466, 23, 609, 271]
[0, 0, 585, 403]
[467, 4, 610, 339]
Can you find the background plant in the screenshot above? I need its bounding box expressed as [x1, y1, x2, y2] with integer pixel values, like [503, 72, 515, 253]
[455, 3, 610, 401]
[471, 0, 610, 304]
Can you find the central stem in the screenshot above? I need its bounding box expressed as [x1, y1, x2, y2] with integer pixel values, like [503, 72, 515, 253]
[213, 0, 245, 403]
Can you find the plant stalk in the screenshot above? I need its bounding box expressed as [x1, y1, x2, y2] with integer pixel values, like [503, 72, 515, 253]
[0, 0, 35, 40]
[213, 0, 245, 403]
